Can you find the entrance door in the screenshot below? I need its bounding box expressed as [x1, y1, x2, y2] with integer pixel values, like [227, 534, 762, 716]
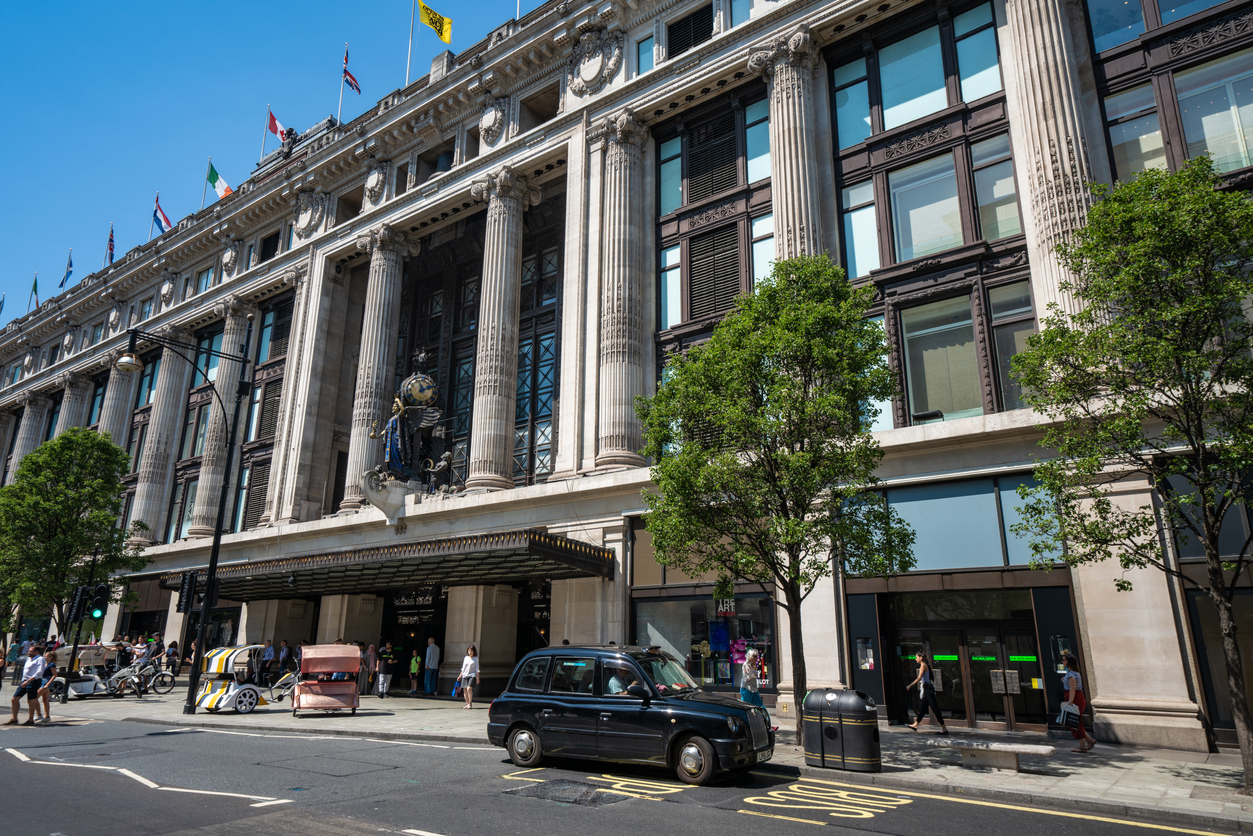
[893, 630, 969, 727]
[965, 633, 1010, 727]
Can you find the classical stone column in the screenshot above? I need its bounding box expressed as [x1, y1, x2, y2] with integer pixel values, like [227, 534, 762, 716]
[52, 372, 92, 437]
[188, 296, 257, 538]
[1000, 0, 1096, 315]
[0, 410, 16, 468]
[5, 392, 51, 484]
[129, 326, 194, 543]
[749, 24, 823, 259]
[466, 165, 540, 491]
[596, 110, 649, 469]
[97, 354, 139, 447]
[339, 224, 418, 511]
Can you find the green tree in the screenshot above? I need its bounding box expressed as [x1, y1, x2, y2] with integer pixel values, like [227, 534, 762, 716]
[1011, 157, 1253, 788]
[638, 254, 915, 734]
[0, 427, 149, 638]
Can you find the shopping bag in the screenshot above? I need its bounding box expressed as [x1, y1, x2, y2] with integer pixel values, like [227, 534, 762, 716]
[452, 680, 460, 698]
[1056, 702, 1081, 729]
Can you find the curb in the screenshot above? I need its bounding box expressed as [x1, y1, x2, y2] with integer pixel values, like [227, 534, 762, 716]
[119, 715, 493, 746]
[755, 759, 1252, 834]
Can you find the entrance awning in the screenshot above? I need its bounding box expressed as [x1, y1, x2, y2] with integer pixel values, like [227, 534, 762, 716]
[160, 529, 614, 602]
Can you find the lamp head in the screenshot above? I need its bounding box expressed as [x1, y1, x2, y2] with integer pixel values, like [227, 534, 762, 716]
[115, 353, 144, 373]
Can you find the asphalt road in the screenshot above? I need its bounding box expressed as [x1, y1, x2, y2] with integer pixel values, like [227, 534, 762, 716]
[0, 718, 1230, 836]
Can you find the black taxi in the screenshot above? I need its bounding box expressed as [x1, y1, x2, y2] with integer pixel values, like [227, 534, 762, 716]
[487, 645, 773, 785]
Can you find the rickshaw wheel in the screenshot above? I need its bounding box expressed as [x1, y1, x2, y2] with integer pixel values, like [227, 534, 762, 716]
[235, 688, 260, 714]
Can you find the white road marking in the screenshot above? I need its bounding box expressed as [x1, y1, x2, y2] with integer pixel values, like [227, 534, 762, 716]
[27, 760, 120, 771]
[403, 830, 448, 836]
[157, 786, 277, 802]
[118, 768, 160, 788]
[250, 799, 296, 808]
[5, 748, 30, 762]
[452, 746, 496, 750]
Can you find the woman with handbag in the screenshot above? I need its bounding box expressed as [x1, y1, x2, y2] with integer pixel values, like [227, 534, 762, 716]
[1062, 654, 1097, 753]
[458, 645, 480, 709]
[906, 650, 948, 734]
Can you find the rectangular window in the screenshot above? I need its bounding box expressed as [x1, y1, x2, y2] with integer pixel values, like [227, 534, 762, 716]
[165, 482, 185, 543]
[1104, 84, 1166, 180]
[1160, 0, 1224, 25]
[514, 657, 551, 692]
[887, 478, 1003, 570]
[128, 423, 147, 473]
[729, 0, 750, 27]
[256, 299, 294, 363]
[243, 461, 270, 530]
[638, 36, 655, 74]
[9, 365, 20, 386]
[879, 26, 946, 130]
[180, 405, 198, 461]
[456, 275, 480, 333]
[45, 345, 60, 368]
[286, 224, 295, 250]
[245, 384, 263, 443]
[178, 479, 198, 541]
[192, 332, 224, 387]
[667, 5, 714, 59]
[659, 245, 682, 330]
[890, 153, 963, 261]
[658, 137, 682, 216]
[1175, 47, 1253, 174]
[259, 232, 281, 263]
[1085, 0, 1145, 53]
[44, 398, 61, 442]
[134, 356, 160, 408]
[194, 404, 212, 457]
[750, 214, 774, 285]
[87, 379, 106, 426]
[233, 466, 250, 533]
[246, 244, 254, 268]
[841, 181, 880, 279]
[548, 657, 597, 694]
[833, 58, 872, 150]
[140, 297, 154, 321]
[91, 323, 104, 345]
[971, 134, 1022, 240]
[687, 113, 738, 203]
[688, 224, 741, 320]
[196, 267, 213, 295]
[954, 4, 1002, 103]
[988, 281, 1034, 410]
[865, 316, 894, 432]
[997, 473, 1063, 563]
[745, 99, 770, 183]
[901, 295, 983, 422]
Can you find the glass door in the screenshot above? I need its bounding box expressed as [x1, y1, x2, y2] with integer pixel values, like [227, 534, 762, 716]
[965, 633, 1010, 726]
[1004, 629, 1049, 727]
[927, 631, 969, 725]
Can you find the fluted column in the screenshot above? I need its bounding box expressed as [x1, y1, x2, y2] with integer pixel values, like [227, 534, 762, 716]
[596, 110, 649, 469]
[52, 373, 92, 437]
[188, 296, 257, 537]
[1001, 0, 1095, 315]
[749, 24, 823, 259]
[5, 392, 51, 484]
[465, 166, 541, 491]
[339, 224, 418, 511]
[97, 353, 139, 447]
[129, 326, 194, 543]
[0, 410, 16, 479]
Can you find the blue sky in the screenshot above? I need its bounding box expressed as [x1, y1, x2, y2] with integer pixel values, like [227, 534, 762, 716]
[0, 0, 531, 328]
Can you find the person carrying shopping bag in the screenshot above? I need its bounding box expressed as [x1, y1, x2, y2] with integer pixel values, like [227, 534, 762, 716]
[906, 650, 948, 734]
[1062, 654, 1098, 753]
[458, 645, 480, 709]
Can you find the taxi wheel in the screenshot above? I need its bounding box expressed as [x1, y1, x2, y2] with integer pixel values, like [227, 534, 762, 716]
[674, 735, 717, 786]
[507, 725, 543, 768]
[235, 689, 260, 714]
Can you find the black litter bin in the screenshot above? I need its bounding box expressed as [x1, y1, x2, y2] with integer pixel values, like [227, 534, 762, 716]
[801, 689, 881, 772]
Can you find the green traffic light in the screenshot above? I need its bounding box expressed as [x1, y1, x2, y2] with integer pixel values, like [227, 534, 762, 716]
[91, 608, 103, 619]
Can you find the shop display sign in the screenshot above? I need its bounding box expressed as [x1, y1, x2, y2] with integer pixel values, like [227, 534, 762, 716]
[715, 598, 735, 617]
[708, 622, 730, 652]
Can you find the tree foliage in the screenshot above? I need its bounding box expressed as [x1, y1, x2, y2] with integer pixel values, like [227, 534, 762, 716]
[1011, 156, 1253, 788]
[0, 427, 150, 633]
[638, 254, 915, 732]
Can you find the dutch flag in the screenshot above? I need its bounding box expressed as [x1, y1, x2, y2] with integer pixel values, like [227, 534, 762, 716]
[154, 193, 173, 234]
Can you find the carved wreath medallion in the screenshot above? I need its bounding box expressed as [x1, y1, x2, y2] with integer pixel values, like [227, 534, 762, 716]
[568, 28, 623, 97]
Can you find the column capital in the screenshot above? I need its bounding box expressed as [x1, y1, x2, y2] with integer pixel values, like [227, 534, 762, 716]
[356, 223, 420, 257]
[748, 23, 819, 79]
[470, 165, 541, 209]
[213, 294, 259, 322]
[53, 371, 88, 392]
[17, 391, 50, 410]
[156, 323, 193, 345]
[604, 108, 649, 149]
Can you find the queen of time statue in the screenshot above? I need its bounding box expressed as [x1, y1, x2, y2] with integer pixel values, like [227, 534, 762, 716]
[369, 370, 443, 483]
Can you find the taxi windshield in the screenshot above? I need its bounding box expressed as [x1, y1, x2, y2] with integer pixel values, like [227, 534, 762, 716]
[634, 653, 701, 694]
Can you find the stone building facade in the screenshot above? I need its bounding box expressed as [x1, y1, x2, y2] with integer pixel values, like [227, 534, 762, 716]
[3, 0, 1252, 750]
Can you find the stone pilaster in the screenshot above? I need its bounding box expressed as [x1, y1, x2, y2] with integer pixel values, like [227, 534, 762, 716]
[5, 392, 51, 485]
[749, 24, 823, 259]
[0, 410, 16, 469]
[466, 165, 541, 491]
[52, 372, 92, 437]
[129, 326, 194, 543]
[1000, 0, 1096, 315]
[188, 296, 257, 538]
[339, 225, 418, 511]
[97, 353, 139, 447]
[596, 110, 649, 469]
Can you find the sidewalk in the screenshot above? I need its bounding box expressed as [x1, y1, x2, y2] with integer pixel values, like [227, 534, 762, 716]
[26, 682, 1252, 833]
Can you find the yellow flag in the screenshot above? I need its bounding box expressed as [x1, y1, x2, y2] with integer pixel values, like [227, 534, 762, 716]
[418, 0, 452, 44]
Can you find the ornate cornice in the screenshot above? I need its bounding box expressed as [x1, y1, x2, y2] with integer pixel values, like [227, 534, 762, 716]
[356, 223, 421, 257]
[748, 24, 819, 80]
[470, 165, 542, 208]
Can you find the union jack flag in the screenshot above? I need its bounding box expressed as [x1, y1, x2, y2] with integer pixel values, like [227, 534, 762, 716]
[343, 47, 360, 94]
[107, 223, 115, 265]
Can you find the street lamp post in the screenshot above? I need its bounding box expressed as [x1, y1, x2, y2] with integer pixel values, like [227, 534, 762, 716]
[115, 318, 254, 715]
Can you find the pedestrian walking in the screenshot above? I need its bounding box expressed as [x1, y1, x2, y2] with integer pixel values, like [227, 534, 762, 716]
[907, 650, 948, 734]
[377, 642, 397, 698]
[6, 644, 47, 726]
[165, 641, 179, 674]
[408, 649, 421, 695]
[5, 642, 20, 686]
[1062, 654, 1098, 753]
[36, 651, 58, 725]
[259, 639, 275, 686]
[458, 645, 479, 709]
[424, 637, 440, 697]
[361, 644, 376, 695]
[279, 640, 292, 673]
[739, 648, 769, 722]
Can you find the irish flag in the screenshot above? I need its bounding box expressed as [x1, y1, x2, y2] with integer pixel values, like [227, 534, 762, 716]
[207, 162, 233, 198]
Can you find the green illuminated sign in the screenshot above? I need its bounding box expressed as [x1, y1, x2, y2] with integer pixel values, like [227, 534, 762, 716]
[971, 656, 998, 662]
[1009, 655, 1038, 662]
[932, 655, 959, 661]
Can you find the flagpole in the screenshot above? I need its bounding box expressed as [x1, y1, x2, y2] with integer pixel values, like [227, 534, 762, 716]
[406, 0, 416, 86]
[103, 223, 111, 269]
[149, 193, 157, 242]
[28, 273, 36, 312]
[260, 106, 270, 163]
[200, 157, 212, 210]
[337, 44, 346, 125]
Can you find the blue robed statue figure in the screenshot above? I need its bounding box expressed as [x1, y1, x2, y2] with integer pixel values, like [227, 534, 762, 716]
[369, 371, 442, 483]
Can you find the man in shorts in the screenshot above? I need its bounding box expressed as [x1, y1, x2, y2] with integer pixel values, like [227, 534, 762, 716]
[5, 645, 47, 726]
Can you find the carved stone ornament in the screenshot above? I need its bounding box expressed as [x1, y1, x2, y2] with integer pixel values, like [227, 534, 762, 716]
[294, 192, 329, 239]
[222, 237, 243, 275]
[479, 97, 509, 145]
[356, 223, 421, 257]
[22, 352, 35, 374]
[568, 27, 624, 97]
[108, 305, 122, 331]
[54, 371, 84, 391]
[364, 160, 390, 205]
[748, 23, 819, 80]
[17, 390, 49, 409]
[470, 165, 542, 209]
[213, 294, 258, 321]
[159, 277, 176, 306]
[61, 330, 75, 355]
[606, 107, 648, 147]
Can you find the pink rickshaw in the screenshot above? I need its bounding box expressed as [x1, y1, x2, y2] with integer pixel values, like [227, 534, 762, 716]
[291, 644, 362, 717]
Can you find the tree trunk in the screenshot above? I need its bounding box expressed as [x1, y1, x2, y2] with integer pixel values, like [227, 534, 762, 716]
[1212, 589, 1253, 793]
[783, 581, 808, 740]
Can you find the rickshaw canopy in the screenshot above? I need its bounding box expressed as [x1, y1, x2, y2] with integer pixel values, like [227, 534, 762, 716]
[201, 645, 264, 675]
[300, 644, 361, 673]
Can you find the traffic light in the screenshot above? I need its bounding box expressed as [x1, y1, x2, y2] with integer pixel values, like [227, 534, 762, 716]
[67, 585, 89, 624]
[176, 572, 199, 614]
[89, 583, 110, 620]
